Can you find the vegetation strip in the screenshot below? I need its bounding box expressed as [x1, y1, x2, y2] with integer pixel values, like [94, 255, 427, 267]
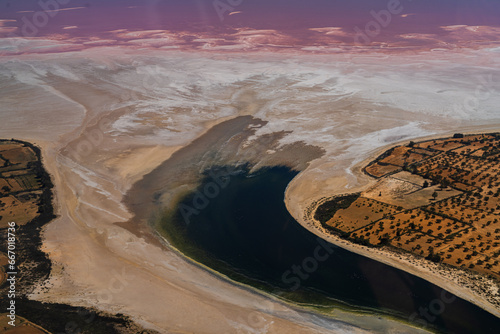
[0, 139, 156, 334]
[315, 133, 500, 286]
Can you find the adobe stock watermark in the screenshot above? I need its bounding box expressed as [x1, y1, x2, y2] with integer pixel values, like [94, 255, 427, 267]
[213, 0, 244, 22]
[135, 62, 172, 92]
[178, 166, 241, 225]
[281, 237, 336, 291]
[4, 0, 74, 52]
[67, 117, 112, 161]
[116, 61, 173, 103]
[234, 298, 276, 334]
[5, 222, 17, 327]
[409, 290, 456, 328]
[69, 61, 172, 161]
[354, 0, 410, 46]
[96, 267, 130, 304]
[19, 0, 73, 37]
[454, 74, 499, 115]
[57, 307, 97, 334]
[178, 119, 287, 226]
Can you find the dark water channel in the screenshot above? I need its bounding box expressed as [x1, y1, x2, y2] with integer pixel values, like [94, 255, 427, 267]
[158, 166, 500, 334]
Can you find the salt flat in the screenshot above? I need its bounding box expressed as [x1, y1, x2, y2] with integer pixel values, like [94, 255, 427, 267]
[0, 47, 499, 333]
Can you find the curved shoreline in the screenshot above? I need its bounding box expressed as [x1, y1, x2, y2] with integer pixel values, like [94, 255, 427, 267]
[119, 115, 442, 333]
[285, 129, 500, 320]
[2, 48, 499, 334]
[0, 139, 152, 334]
[152, 166, 440, 333]
[31, 118, 500, 333]
[151, 222, 426, 333]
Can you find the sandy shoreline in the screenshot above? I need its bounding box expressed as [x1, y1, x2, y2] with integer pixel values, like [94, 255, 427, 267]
[285, 126, 500, 321]
[19, 131, 414, 333]
[2, 49, 500, 333]
[122, 114, 436, 332]
[31, 119, 499, 333]
[20, 117, 434, 334]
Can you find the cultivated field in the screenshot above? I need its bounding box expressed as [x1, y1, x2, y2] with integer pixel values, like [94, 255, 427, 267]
[0, 141, 43, 229]
[316, 133, 500, 279]
[0, 315, 49, 334]
[0, 140, 52, 333]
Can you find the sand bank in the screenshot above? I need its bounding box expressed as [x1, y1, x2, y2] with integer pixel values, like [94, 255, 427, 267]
[285, 127, 500, 321]
[2, 49, 499, 333]
[28, 133, 430, 334]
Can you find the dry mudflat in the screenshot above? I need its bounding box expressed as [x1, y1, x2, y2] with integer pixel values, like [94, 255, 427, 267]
[1, 49, 500, 333]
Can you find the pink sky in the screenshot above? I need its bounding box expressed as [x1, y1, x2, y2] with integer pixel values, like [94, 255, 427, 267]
[1, 0, 499, 55]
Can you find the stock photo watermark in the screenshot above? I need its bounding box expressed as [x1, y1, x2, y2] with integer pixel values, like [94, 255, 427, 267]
[179, 166, 241, 225]
[454, 74, 498, 114]
[58, 268, 130, 333]
[67, 117, 112, 161]
[234, 298, 275, 334]
[69, 61, 174, 161]
[213, 0, 244, 22]
[282, 237, 336, 291]
[59, 308, 97, 334]
[177, 119, 287, 226]
[354, 0, 409, 46]
[409, 290, 456, 328]
[20, 0, 74, 37]
[5, 221, 17, 327]
[4, 0, 74, 49]
[96, 267, 130, 304]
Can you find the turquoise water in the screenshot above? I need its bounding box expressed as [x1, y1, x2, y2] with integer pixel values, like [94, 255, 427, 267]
[159, 166, 500, 333]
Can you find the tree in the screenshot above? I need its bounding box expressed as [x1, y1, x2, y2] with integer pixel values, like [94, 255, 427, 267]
[440, 179, 450, 189]
[432, 191, 438, 200]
